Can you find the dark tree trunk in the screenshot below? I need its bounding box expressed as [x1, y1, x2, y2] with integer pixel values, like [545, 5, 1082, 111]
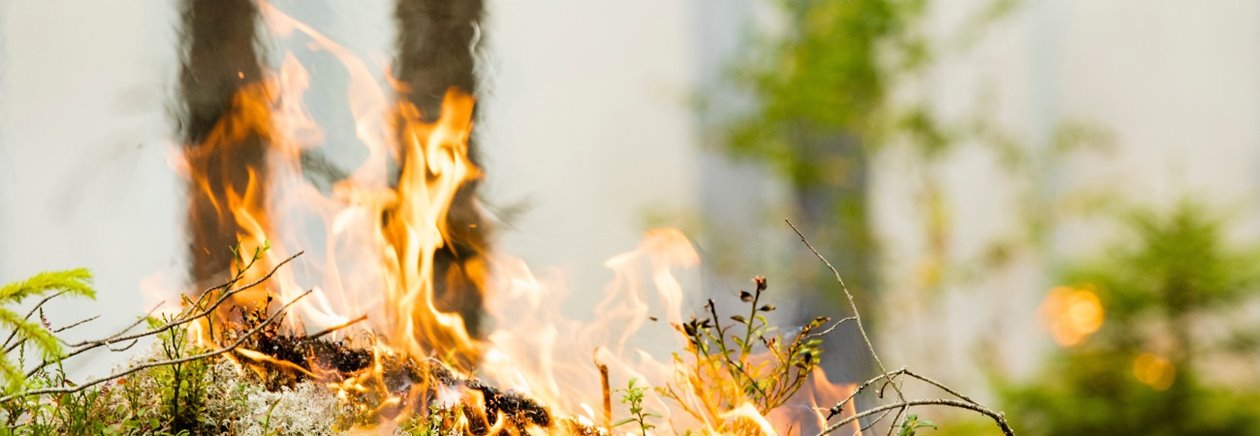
[393, 0, 489, 338]
[177, 0, 270, 289]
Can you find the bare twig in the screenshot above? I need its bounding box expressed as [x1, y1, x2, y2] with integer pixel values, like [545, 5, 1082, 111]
[595, 351, 612, 430]
[0, 289, 312, 403]
[860, 408, 898, 433]
[806, 316, 856, 339]
[65, 252, 300, 348]
[827, 368, 909, 420]
[1, 290, 70, 350]
[4, 314, 101, 355]
[52, 315, 100, 334]
[819, 399, 1014, 436]
[788, 221, 1014, 435]
[23, 252, 303, 379]
[304, 314, 368, 340]
[786, 220, 906, 404]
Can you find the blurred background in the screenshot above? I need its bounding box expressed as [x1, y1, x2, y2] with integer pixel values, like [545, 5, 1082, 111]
[3, 0, 1260, 433]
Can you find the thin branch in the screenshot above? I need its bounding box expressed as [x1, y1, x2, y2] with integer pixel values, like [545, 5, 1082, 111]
[789, 220, 1014, 435]
[1, 289, 313, 403]
[90, 302, 165, 347]
[52, 315, 99, 334]
[1, 290, 69, 350]
[860, 407, 897, 433]
[303, 314, 368, 340]
[594, 351, 612, 431]
[819, 399, 1014, 436]
[828, 368, 908, 419]
[65, 252, 300, 348]
[25, 252, 304, 379]
[4, 314, 102, 355]
[900, 368, 981, 406]
[805, 316, 856, 339]
[786, 220, 906, 404]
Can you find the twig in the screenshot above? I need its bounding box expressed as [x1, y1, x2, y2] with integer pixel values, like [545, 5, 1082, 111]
[304, 314, 368, 340]
[819, 399, 1014, 436]
[52, 315, 100, 334]
[786, 220, 906, 405]
[1, 290, 69, 350]
[65, 252, 300, 348]
[805, 316, 856, 339]
[595, 351, 612, 430]
[900, 368, 982, 406]
[25, 252, 303, 379]
[827, 368, 909, 420]
[860, 408, 897, 433]
[4, 314, 102, 355]
[89, 302, 166, 347]
[0, 289, 313, 403]
[789, 220, 1014, 435]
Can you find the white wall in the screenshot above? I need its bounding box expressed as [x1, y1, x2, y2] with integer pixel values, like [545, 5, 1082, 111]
[0, 1, 181, 374]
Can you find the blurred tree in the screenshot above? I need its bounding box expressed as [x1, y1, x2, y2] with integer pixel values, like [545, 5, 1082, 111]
[997, 201, 1260, 435]
[393, 0, 490, 341]
[724, 0, 927, 303]
[716, 0, 1017, 389]
[177, 0, 270, 290]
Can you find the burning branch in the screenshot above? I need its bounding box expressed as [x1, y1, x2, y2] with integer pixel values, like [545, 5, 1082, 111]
[787, 220, 1016, 436]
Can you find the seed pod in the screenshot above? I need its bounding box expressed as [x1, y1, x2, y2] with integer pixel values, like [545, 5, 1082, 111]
[753, 275, 767, 292]
[759, 304, 776, 312]
[740, 291, 754, 302]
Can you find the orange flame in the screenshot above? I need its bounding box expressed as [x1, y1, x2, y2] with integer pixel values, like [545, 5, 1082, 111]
[167, 4, 846, 433]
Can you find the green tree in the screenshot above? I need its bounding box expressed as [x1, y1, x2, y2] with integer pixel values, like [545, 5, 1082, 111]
[999, 201, 1260, 435]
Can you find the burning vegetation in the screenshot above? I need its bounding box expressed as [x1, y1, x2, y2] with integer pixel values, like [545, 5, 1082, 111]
[0, 3, 1015, 435]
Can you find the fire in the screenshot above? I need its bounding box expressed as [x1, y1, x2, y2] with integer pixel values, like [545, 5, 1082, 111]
[167, 4, 849, 434]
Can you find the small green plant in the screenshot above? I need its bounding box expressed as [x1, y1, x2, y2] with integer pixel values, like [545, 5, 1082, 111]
[613, 378, 658, 436]
[899, 414, 937, 436]
[664, 275, 830, 424]
[0, 268, 95, 393]
[150, 312, 212, 431]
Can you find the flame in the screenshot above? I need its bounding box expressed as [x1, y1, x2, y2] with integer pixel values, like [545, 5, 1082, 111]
[167, 4, 846, 433]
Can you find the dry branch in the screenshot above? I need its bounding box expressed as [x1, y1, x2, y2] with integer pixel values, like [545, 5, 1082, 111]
[0, 289, 312, 403]
[1, 252, 306, 405]
[786, 219, 1015, 436]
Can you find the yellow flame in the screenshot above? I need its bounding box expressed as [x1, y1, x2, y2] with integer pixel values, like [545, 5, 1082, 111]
[167, 3, 842, 432]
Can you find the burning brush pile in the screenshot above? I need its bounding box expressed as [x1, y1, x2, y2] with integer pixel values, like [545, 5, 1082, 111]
[0, 5, 1016, 435]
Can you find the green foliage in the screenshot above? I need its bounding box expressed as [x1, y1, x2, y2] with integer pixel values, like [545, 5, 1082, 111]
[152, 313, 213, 431]
[0, 269, 95, 393]
[726, 0, 926, 175]
[899, 414, 938, 436]
[612, 378, 659, 436]
[998, 200, 1260, 435]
